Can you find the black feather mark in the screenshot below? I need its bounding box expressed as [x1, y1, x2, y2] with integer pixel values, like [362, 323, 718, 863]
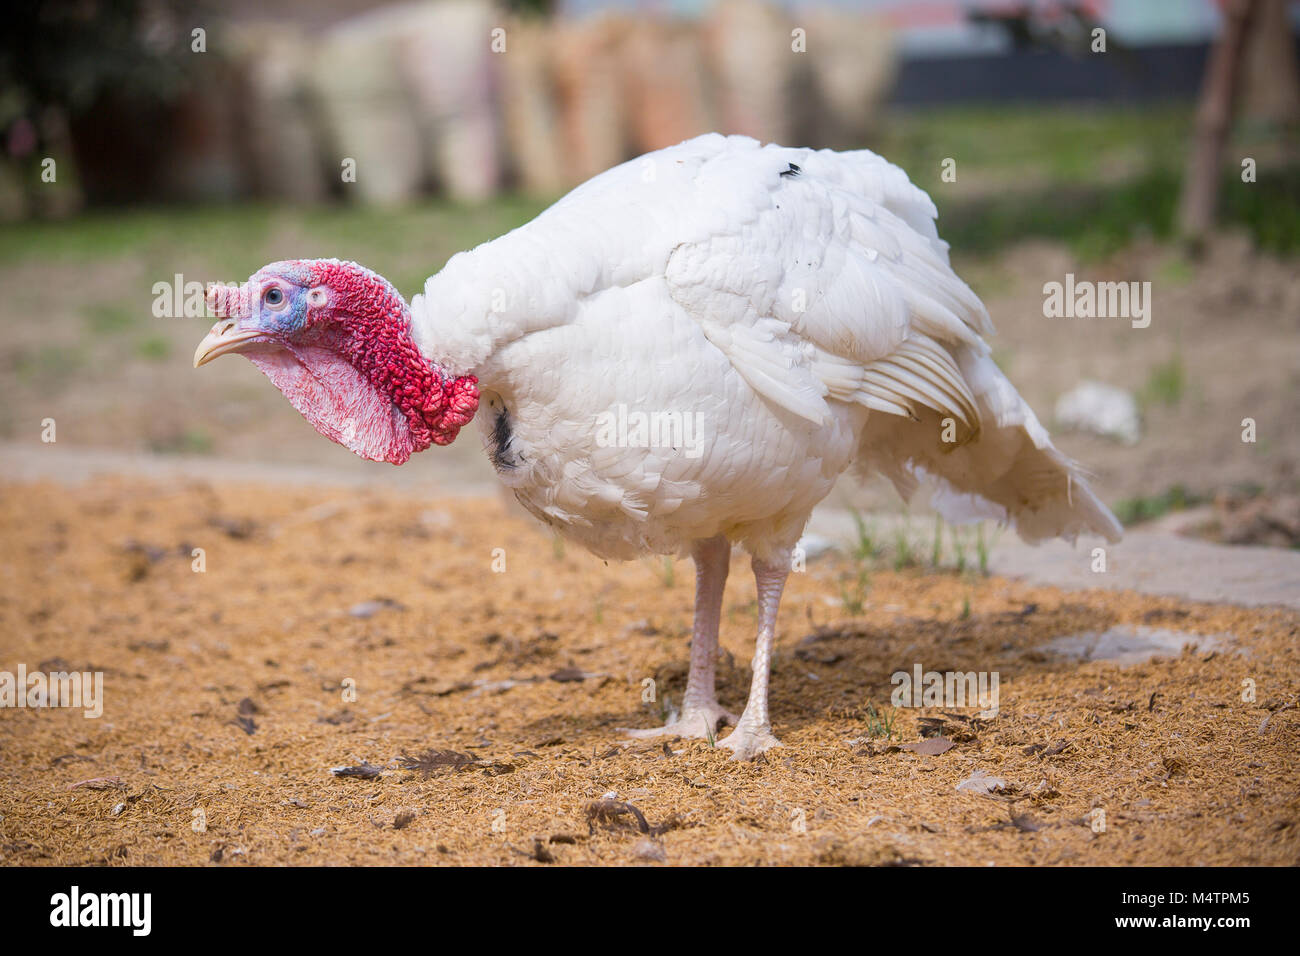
[488, 405, 518, 471]
[779, 162, 801, 179]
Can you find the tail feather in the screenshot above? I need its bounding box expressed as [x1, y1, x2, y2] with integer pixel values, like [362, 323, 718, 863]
[855, 348, 1122, 545]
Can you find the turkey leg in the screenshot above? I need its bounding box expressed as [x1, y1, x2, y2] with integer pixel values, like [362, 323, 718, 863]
[716, 554, 788, 760]
[625, 535, 738, 739]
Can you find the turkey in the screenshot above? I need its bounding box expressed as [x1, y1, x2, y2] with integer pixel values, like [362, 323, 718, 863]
[194, 133, 1121, 760]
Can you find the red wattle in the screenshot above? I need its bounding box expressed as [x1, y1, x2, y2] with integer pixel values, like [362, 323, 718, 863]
[302, 260, 479, 457]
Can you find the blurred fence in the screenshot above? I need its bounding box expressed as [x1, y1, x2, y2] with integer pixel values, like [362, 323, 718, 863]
[0, 0, 896, 214]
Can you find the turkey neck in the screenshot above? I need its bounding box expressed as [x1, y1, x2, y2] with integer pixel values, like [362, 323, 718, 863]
[333, 293, 481, 450]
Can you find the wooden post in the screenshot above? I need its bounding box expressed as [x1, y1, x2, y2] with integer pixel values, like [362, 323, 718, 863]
[1178, 0, 1260, 243]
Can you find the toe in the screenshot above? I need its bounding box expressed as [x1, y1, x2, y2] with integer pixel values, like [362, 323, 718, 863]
[716, 726, 782, 761]
[622, 705, 736, 741]
[621, 725, 677, 739]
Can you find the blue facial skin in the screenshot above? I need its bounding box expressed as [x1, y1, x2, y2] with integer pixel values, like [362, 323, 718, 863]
[251, 263, 314, 335]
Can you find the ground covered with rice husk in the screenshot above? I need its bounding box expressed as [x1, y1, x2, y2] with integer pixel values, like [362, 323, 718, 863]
[0, 477, 1296, 866]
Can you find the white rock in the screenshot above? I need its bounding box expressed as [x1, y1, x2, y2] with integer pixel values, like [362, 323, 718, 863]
[956, 769, 1006, 793]
[633, 838, 667, 862]
[795, 533, 837, 561]
[1054, 381, 1141, 445]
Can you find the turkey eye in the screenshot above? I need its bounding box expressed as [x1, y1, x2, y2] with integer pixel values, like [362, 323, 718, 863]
[264, 287, 286, 309]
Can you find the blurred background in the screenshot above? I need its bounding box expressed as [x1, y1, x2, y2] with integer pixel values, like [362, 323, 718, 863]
[1, 0, 1298, 548]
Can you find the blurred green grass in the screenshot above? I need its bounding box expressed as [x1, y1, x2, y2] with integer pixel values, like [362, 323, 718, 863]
[0, 194, 552, 294]
[873, 105, 1300, 259]
[876, 104, 1192, 184]
[0, 105, 1296, 282]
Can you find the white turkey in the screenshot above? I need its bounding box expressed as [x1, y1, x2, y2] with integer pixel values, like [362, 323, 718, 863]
[194, 133, 1122, 759]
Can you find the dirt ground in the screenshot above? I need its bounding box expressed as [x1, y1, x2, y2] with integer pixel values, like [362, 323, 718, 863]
[1, 477, 1296, 867]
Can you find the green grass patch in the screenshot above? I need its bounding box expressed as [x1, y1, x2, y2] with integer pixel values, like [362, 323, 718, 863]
[849, 508, 883, 562]
[84, 303, 137, 334]
[2, 106, 1295, 317]
[0, 195, 553, 286]
[874, 105, 1300, 259]
[15, 344, 83, 382]
[1140, 353, 1187, 408]
[135, 335, 171, 360]
[1112, 484, 1204, 526]
[862, 702, 898, 740]
[839, 566, 871, 616]
[149, 426, 212, 455]
[875, 105, 1191, 187]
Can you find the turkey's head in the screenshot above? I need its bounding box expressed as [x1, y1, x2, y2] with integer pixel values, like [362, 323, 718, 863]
[193, 258, 478, 464]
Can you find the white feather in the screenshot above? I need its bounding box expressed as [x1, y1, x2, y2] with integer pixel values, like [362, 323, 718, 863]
[409, 134, 1121, 561]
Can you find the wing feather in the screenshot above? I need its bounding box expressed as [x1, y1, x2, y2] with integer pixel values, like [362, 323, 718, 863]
[663, 137, 991, 432]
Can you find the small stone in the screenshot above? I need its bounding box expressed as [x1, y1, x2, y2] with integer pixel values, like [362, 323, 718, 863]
[956, 769, 1006, 793]
[1054, 381, 1141, 445]
[348, 598, 404, 619]
[633, 838, 666, 862]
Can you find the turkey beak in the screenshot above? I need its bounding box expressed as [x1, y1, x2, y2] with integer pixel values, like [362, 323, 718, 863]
[193, 320, 263, 368]
[195, 282, 259, 368]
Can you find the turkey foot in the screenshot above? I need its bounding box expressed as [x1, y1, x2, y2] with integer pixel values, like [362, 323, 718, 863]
[715, 719, 782, 761]
[623, 699, 738, 740]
